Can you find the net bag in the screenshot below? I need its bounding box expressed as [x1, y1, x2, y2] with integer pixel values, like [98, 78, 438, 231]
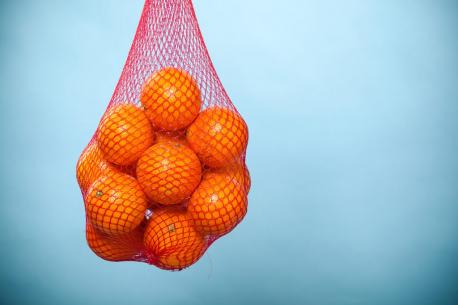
[76, 0, 250, 271]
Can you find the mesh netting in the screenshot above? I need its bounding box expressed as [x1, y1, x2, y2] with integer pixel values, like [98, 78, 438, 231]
[76, 0, 250, 271]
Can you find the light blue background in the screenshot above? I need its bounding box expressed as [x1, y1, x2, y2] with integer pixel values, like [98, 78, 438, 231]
[1, 0, 457, 304]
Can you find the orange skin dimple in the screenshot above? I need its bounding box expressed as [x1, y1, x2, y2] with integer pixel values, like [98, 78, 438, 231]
[140, 67, 201, 131]
[86, 222, 144, 262]
[188, 170, 248, 236]
[186, 107, 248, 168]
[143, 208, 207, 270]
[85, 172, 148, 235]
[97, 104, 154, 166]
[136, 142, 202, 205]
[76, 143, 116, 193]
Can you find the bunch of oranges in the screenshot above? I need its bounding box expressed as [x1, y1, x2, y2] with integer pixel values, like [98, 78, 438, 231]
[76, 67, 250, 270]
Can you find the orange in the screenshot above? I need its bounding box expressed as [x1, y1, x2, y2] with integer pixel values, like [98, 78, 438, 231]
[97, 104, 154, 166]
[188, 170, 248, 236]
[85, 172, 148, 235]
[234, 163, 251, 193]
[212, 163, 251, 194]
[155, 130, 188, 146]
[140, 67, 201, 131]
[76, 143, 115, 193]
[186, 107, 248, 168]
[143, 207, 207, 270]
[86, 222, 143, 262]
[136, 142, 202, 205]
[241, 164, 251, 193]
[115, 162, 138, 178]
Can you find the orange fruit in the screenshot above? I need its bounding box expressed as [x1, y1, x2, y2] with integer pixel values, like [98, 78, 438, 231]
[85, 172, 148, 235]
[76, 143, 115, 193]
[186, 107, 248, 168]
[115, 162, 138, 178]
[241, 165, 251, 193]
[233, 164, 251, 193]
[140, 67, 201, 131]
[143, 208, 207, 270]
[136, 142, 202, 205]
[97, 104, 154, 166]
[212, 163, 251, 194]
[155, 131, 188, 146]
[188, 170, 248, 236]
[86, 222, 143, 262]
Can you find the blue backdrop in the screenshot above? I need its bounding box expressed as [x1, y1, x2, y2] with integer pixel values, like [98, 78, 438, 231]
[0, 0, 457, 304]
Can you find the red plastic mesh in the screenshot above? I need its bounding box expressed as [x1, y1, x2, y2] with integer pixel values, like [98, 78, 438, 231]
[76, 0, 250, 271]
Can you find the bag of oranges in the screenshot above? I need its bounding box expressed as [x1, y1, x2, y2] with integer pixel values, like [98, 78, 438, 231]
[76, 0, 250, 271]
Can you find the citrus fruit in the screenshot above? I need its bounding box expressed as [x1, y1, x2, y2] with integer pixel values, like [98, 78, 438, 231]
[76, 143, 115, 193]
[97, 104, 154, 166]
[188, 170, 248, 236]
[85, 172, 148, 235]
[186, 107, 248, 168]
[136, 142, 202, 205]
[212, 163, 251, 194]
[143, 207, 207, 270]
[140, 67, 201, 131]
[231, 163, 251, 193]
[240, 164, 251, 193]
[155, 130, 188, 146]
[86, 222, 143, 262]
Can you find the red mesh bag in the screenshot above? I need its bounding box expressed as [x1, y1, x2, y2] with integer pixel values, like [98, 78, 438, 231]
[76, 0, 250, 271]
